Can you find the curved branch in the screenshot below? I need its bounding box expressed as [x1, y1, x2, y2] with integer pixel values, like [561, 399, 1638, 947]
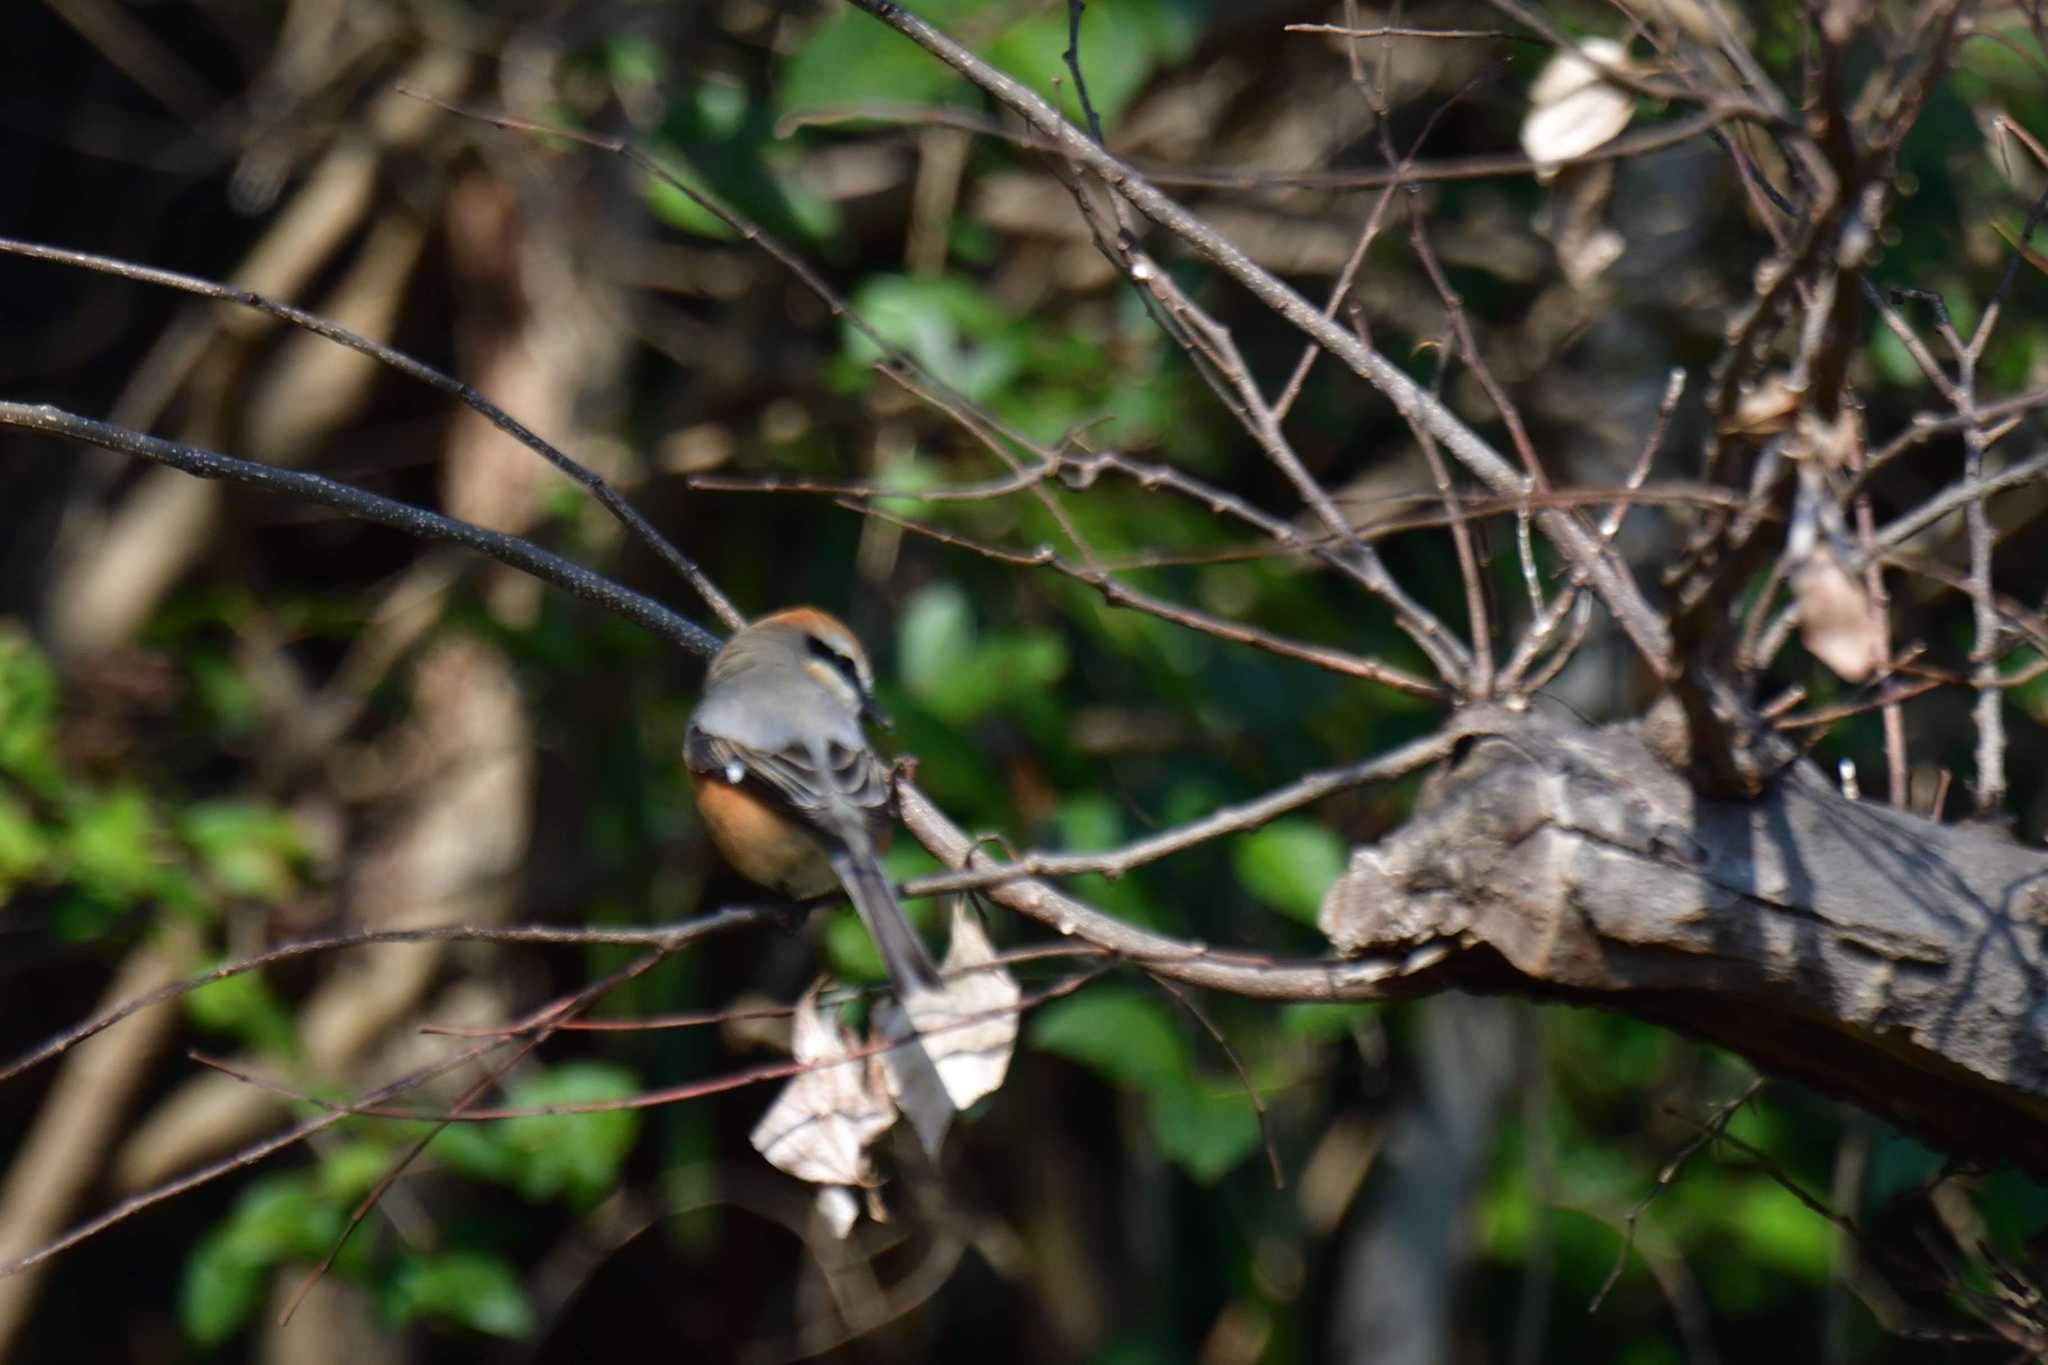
[0, 237, 745, 633]
[0, 402, 725, 659]
[1319, 710, 2048, 1174]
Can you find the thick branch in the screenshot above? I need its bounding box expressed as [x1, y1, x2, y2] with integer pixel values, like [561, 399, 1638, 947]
[1320, 711, 2048, 1173]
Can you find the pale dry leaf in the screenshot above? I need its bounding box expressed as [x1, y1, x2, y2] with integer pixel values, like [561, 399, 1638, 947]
[1558, 224, 1626, 288]
[1520, 39, 1637, 182]
[750, 987, 897, 1189]
[876, 900, 1022, 1156]
[1794, 551, 1884, 682]
[1723, 375, 1801, 438]
[816, 1186, 861, 1240]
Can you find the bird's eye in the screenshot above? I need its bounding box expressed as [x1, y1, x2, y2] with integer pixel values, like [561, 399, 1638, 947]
[806, 633, 867, 696]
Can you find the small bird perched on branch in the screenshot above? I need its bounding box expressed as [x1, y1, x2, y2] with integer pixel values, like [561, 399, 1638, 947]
[685, 606, 941, 999]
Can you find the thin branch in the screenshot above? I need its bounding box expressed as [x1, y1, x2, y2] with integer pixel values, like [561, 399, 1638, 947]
[847, 500, 1447, 697]
[906, 724, 1461, 898]
[0, 910, 776, 1088]
[1873, 447, 2048, 550]
[1591, 1079, 1767, 1312]
[0, 402, 726, 659]
[1061, 0, 1105, 146]
[0, 237, 746, 633]
[1283, 22, 1521, 41]
[779, 105, 1740, 193]
[840, 1, 1677, 676]
[1145, 973, 1285, 1190]
[204, 967, 1114, 1123]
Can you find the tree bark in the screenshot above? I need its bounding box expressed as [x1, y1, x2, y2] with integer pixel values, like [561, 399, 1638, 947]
[1319, 709, 2048, 1172]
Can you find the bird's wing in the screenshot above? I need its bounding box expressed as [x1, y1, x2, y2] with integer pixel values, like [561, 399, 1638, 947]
[685, 726, 892, 827]
[687, 725, 937, 993]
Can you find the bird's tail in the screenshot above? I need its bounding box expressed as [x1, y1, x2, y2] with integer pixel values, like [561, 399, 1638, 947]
[829, 844, 942, 997]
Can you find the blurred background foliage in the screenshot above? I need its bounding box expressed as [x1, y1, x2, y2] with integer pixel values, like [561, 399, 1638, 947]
[4, 0, 2048, 1361]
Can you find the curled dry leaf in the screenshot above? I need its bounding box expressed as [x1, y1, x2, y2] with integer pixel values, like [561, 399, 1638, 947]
[1520, 39, 1637, 183]
[1793, 550, 1884, 682]
[815, 1185, 861, 1240]
[750, 986, 896, 1194]
[1722, 375, 1802, 439]
[876, 900, 1022, 1158]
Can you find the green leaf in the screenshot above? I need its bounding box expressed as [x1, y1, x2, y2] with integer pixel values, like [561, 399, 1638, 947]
[180, 1233, 268, 1346]
[185, 963, 298, 1057]
[824, 906, 887, 983]
[215, 1175, 338, 1261]
[1047, 794, 1156, 924]
[642, 158, 737, 241]
[316, 1139, 396, 1204]
[899, 585, 1070, 723]
[1279, 1001, 1375, 1041]
[1031, 988, 1188, 1092]
[65, 788, 169, 904]
[384, 1250, 535, 1339]
[1728, 1181, 1835, 1278]
[779, 4, 978, 117]
[898, 583, 978, 704]
[0, 629, 62, 793]
[1150, 1082, 1261, 1183]
[499, 1063, 642, 1205]
[1233, 819, 1347, 923]
[182, 801, 307, 904]
[1978, 1170, 2048, 1255]
[986, 14, 1146, 128]
[1054, 794, 1123, 853]
[1864, 1134, 1945, 1212]
[843, 275, 1022, 402]
[183, 1172, 345, 1342]
[189, 651, 262, 738]
[0, 790, 53, 891]
[428, 1120, 524, 1186]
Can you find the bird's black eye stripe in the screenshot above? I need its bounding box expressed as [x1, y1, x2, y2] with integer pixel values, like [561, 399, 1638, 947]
[806, 633, 867, 694]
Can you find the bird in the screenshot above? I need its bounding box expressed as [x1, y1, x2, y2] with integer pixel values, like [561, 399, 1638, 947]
[685, 606, 941, 998]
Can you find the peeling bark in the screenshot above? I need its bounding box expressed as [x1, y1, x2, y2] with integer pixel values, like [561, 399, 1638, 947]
[1320, 711, 2048, 1171]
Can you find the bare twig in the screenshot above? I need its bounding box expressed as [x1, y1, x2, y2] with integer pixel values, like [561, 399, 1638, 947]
[1591, 1078, 1767, 1312]
[841, 0, 1677, 675]
[0, 401, 726, 658]
[0, 237, 745, 633]
[905, 724, 1465, 898]
[847, 499, 1447, 697]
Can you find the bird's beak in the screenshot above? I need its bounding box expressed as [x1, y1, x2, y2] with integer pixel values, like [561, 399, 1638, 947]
[862, 694, 894, 731]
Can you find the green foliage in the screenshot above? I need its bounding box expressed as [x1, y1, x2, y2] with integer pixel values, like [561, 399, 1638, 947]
[182, 1060, 638, 1347]
[1032, 987, 1261, 1182]
[897, 582, 1070, 724]
[381, 1250, 535, 1340]
[1032, 987, 1190, 1091]
[781, 0, 1203, 130]
[1148, 1082, 1261, 1183]
[0, 627, 308, 934]
[1232, 819, 1346, 924]
[1723, 1181, 1835, 1278]
[0, 629, 63, 794]
[185, 961, 298, 1057]
[835, 271, 1188, 443]
[181, 801, 309, 903]
[779, 0, 979, 117]
[181, 1171, 537, 1346]
[181, 1174, 351, 1346]
[1277, 1001, 1374, 1041]
[431, 1062, 642, 1208]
